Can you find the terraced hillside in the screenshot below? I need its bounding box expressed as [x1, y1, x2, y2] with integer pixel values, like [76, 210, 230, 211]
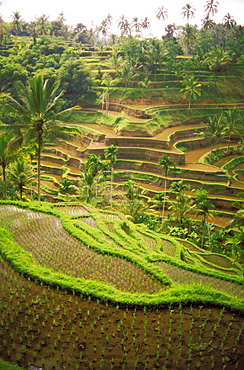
[22, 47, 242, 224]
[37, 103, 244, 228]
[0, 201, 243, 369]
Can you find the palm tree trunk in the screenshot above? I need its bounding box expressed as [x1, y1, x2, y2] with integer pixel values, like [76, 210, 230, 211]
[162, 177, 167, 225]
[19, 185, 23, 201]
[2, 163, 7, 200]
[37, 130, 42, 201]
[110, 165, 113, 209]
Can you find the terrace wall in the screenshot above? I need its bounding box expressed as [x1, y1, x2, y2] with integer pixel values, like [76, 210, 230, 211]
[83, 147, 185, 165]
[115, 160, 228, 183]
[105, 137, 170, 150]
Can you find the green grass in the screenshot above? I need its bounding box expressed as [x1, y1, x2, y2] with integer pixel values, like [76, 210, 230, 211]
[0, 359, 25, 370]
[0, 200, 243, 311]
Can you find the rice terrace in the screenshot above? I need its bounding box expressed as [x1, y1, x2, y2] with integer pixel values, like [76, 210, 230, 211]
[0, 1, 244, 369]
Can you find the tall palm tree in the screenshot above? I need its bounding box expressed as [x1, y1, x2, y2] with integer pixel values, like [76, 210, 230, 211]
[169, 192, 195, 226]
[99, 19, 109, 44]
[0, 133, 20, 199]
[5, 75, 79, 201]
[158, 155, 176, 224]
[180, 75, 201, 108]
[101, 74, 116, 115]
[104, 144, 118, 209]
[156, 6, 168, 22]
[195, 189, 215, 248]
[180, 24, 197, 55]
[115, 62, 139, 90]
[117, 15, 131, 37]
[198, 115, 225, 162]
[204, 45, 232, 72]
[36, 14, 49, 35]
[181, 4, 196, 21]
[223, 13, 236, 29]
[141, 17, 151, 33]
[131, 17, 141, 34]
[204, 0, 219, 18]
[11, 11, 23, 36]
[8, 158, 35, 200]
[146, 39, 168, 81]
[204, 45, 232, 86]
[222, 108, 242, 153]
[201, 16, 215, 30]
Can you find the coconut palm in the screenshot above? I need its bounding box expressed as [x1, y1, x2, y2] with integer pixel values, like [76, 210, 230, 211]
[36, 14, 49, 35]
[131, 17, 141, 34]
[156, 6, 168, 22]
[222, 108, 243, 153]
[195, 189, 215, 248]
[115, 62, 139, 90]
[204, 0, 219, 18]
[169, 192, 195, 226]
[101, 74, 116, 115]
[0, 133, 20, 199]
[10, 11, 24, 36]
[141, 17, 151, 33]
[8, 158, 35, 200]
[117, 15, 131, 37]
[146, 39, 168, 81]
[99, 19, 109, 43]
[104, 144, 118, 209]
[181, 4, 196, 21]
[223, 13, 236, 29]
[180, 75, 201, 108]
[198, 115, 225, 162]
[158, 155, 176, 224]
[201, 16, 215, 30]
[180, 23, 197, 55]
[204, 45, 232, 72]
[5, 74, 79, 201]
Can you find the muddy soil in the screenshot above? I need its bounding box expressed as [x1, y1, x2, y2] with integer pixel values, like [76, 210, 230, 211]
[0, 256, 243, 370]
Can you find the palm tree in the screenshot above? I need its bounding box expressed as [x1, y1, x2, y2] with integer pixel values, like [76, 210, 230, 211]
[8, 158, 35, 200]
[36, 14, 49, 35]
[168, 180, 194, 226]
[85, 154, 108, 198]
[104, 145, 118, 209]
[180, 75, 201, 108]
[180, 24, 197, 55]
[222, 108, 242, 153]
[181, 4, 196, 21]
[156, 6, 168, 22]
[5, 75, 79, 201]
[158, 155, 176, 224]
[11, 11, 23, 36]
[223, 13, 236, 29]
[141, 17, 151, 33]
[198, 115, 225, 162]
[204, 45, 232, 73]
[115, 62, 139, 90]
[195, 189, 215, 248]
[131, 17, 141, 35]
[123, 180, 141, 200]
[204, 0, 219, 18]
[0, 133, 20, 199]
[99, 19, 109, 44]
[28, 21, 38, 45]
[146, 39, 168, 82]
[201, 16, 215, 30]
[169, 192, 195, 226]
[101, 74, 116, 115]
[117, 15, 131, 37]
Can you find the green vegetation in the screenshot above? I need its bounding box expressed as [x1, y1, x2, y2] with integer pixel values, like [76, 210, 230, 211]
[0, 4, 244, 369]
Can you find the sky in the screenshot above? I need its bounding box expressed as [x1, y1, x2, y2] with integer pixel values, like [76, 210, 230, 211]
[1, 0, 244, 38]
